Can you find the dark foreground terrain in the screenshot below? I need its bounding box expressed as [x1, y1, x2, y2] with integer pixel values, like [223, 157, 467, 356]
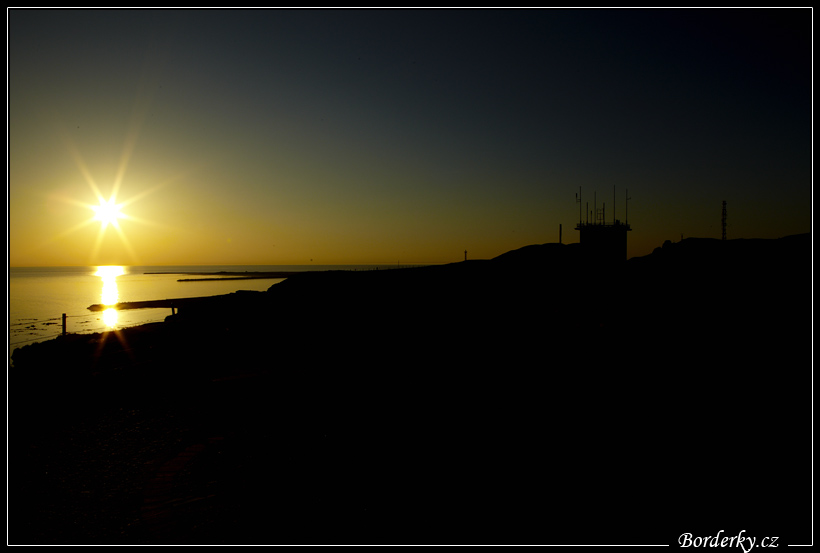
[9, 234, 812, 545]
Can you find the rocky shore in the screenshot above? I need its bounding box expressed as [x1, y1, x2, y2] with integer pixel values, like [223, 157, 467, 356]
[9, 234, 812, 545]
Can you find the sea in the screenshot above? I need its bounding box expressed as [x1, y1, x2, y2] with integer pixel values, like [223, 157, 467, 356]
[8, 264, 400, 353]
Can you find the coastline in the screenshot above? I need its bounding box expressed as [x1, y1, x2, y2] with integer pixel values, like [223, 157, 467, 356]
[9, 235, 812, 545]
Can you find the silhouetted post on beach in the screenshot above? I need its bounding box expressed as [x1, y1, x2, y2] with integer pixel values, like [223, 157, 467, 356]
[62, 313, 66, 336]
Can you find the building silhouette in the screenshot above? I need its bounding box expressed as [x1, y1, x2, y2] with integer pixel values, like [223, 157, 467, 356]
[574, 188, 632, 263]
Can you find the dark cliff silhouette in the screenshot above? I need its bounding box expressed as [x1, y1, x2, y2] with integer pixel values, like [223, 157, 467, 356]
[9, 233, 811, 545]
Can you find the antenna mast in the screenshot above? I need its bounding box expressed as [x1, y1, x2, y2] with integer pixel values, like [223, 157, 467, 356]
[577, 187, 582, 225]
[721, 201, 727, 241]
[625, 189, 631, 225]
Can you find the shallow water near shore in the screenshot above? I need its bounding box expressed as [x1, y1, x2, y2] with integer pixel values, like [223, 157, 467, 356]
[8, 264, 401, 350]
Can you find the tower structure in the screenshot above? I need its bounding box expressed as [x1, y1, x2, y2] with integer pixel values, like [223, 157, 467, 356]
[574, 187, 632, 263]
[721, 201, 727, 241]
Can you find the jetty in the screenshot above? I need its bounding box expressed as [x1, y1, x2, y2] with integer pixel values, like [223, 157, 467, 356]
[144, 270, 302, 282]
[87, 292, 260, 312]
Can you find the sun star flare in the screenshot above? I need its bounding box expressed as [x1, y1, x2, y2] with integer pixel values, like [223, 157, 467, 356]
[92, 198, 124, 229]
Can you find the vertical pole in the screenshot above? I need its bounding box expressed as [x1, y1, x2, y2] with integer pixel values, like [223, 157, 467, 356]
[626, 189, 630, 225]
[721, 201, 727, 241]
[559, 224, 562, 244]
[62, 313, 66, 336]
[578, 187, 582, 225]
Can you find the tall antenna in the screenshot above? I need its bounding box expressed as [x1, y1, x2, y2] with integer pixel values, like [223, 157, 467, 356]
[576, 187, 582, 225]
[625, 189, 631, 225]
[721, 200, 727, 241]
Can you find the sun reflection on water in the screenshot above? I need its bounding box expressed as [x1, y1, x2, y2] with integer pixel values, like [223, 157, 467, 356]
[95, 266, 125, 328]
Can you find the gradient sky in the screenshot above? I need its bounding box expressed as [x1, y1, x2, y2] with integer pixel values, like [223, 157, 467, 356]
[8, 9, 812, 266]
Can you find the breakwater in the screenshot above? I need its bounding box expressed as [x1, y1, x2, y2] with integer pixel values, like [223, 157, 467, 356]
[145, 271, 302, 282]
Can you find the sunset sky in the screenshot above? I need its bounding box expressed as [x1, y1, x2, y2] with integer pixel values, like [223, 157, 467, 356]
[8, 9, 811, 266]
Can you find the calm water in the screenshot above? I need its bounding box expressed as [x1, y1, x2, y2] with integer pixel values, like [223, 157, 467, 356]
[8, 265, 397, 351]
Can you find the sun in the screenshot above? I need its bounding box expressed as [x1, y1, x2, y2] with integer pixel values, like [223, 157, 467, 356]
[92, 198, 124, 229]
[48, 91, 177, 265]
[48, 175, 169, 265]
